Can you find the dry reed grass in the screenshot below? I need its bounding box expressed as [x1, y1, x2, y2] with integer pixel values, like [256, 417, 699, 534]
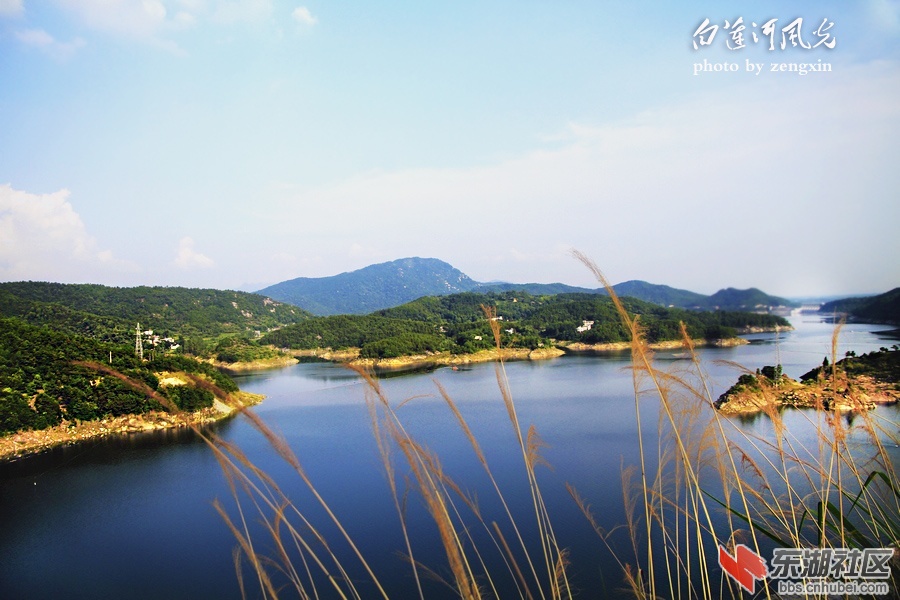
[75, 253, 899, 599]
[569, 250, 899, 599]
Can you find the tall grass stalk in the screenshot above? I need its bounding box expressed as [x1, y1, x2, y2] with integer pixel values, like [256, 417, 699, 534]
[348, 305, 574, 599]
[75, 253, 898, 598]
[570, 251, 898, 598]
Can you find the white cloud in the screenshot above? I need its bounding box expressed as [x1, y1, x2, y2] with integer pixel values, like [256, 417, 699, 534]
[15, 28, 86, 60]
[172, 10, 196, 29]
[291, 6, 316, 27]
[15, 27, 53, 45]
[174, 236, 214, 269]
[0, 0, 23, 18]
[212, 0, 272, 24]
[54, 0, 170, 38]
[0, 184, 133, 282]
[271, 62, 900, 295]
[44, 0, 280, 50]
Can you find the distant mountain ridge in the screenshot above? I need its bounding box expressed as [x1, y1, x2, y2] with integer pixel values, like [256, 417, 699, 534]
[256, 258, 480, 316]
[477, 280, 708, 308]
[819, 288, 900, 324]
[607, 280, 709, 308]
[702, 287, 795, 312]
[257, 257, 798, 316]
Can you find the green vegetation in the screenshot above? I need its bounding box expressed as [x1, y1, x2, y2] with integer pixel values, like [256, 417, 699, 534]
[0, 281, 312, 341]
[0, 280, 305, 440]
[263, 291, 791, 357]
[213, 336, 284, 363]
[359, 332, 449, 359]
[715, 365, 784, 408]
[819, 287, 900, 324]
[262, 314, 440, 351]
[0, 281, 308, 369]
[479, 279, 714, 307]
[167, 385, 215, 411]
[0, 317, 231, 436]
[476, 281, 598, 295]
[606, 279, 709, 307]
[700, 286, 797, 310]
[801, 344, 900, 383]
[716, 346, 900, 415]
[0, 288, 129, 342]
[147, 354, 238, 393]
[0, 276, 791, 442]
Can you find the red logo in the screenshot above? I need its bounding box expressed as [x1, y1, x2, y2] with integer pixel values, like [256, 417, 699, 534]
[718, 544, 768, 594]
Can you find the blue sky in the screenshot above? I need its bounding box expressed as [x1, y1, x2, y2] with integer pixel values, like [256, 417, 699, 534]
[1, 1, 898, 297]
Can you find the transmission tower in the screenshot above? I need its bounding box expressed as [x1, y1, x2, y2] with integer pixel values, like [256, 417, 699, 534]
[774, 328, 782, 386]
[775, 328, 781, 367]
[135, 322, 144, 360]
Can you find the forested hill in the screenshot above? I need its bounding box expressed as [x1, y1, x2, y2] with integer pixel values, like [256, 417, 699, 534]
[0, 283, 303, 441]
[262, 291, 790, 359]
[818, 288, 900, 324]
[376, 292, 790, 341]
[474, 280, 706, 306]
[0, 282, 312, 341]
[700, 287, 796, 311]
[0, 317, 238, 436]
[607, 280, 708, 307]
[257, 257, 480, 315]
[474, 281, 793, 310]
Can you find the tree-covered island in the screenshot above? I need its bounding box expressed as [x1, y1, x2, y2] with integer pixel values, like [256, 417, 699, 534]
[715, 346, 900, 415]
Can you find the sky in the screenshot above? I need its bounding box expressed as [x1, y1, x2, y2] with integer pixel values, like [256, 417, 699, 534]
[1, 1, 898, 298]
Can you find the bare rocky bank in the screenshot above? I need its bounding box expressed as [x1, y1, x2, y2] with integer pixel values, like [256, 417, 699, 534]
[0, 390, 262, 462]
[289, 335, 759, 370]
[716, 374, 899, 416]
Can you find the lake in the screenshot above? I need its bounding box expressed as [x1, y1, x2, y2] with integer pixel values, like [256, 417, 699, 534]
[1, 316, 898, 599]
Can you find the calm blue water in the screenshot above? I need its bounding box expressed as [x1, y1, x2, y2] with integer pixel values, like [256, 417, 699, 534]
[1, 316, 897, 599]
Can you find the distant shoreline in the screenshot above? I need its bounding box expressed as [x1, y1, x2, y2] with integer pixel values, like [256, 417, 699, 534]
[290, 346, 566, 372]
[277, 334, 767, 372]
[203, 333, 767, 373]
[560, 337, 749, 353]
[207, 355, 299, 372]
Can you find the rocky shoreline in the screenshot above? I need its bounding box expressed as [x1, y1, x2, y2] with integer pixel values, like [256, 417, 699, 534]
[716, 375, 899, 416]
[0, 390, 262, 462]
[289, 346, 566, 372]
[734, 324, 794, 334]
[561, 336, 749, 353]
[283, 336, 757, 370]
[716, 346, 900, 416]
[352, 346, 566, 371]
[208, 355, 299, 372]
